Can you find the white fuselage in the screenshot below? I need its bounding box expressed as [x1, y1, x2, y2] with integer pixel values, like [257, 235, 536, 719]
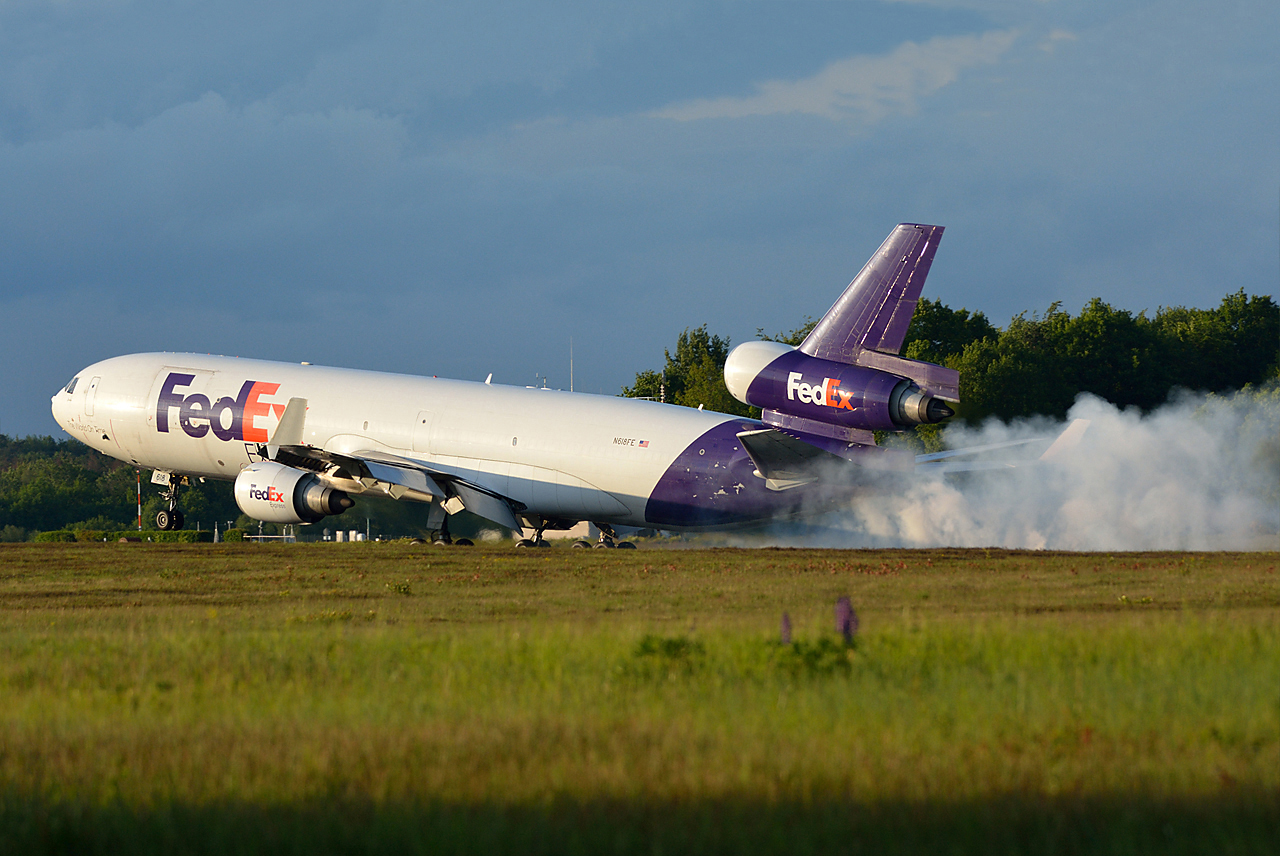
[51, 352, 751, 527]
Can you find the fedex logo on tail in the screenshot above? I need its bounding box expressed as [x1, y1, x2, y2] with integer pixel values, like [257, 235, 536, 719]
[156, 373, 284, 442]
[787, 371, 855, 410]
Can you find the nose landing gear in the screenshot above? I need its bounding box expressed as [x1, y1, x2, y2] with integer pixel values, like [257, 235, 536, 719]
[155, 474, 186, 531]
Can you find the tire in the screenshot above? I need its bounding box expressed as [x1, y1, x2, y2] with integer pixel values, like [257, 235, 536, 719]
[454, 538, 474, 547]
[592, 541, 613, 549]
[171, 510, 185, 531]
[616, 541, 636, 549]
[433, 539, 451, 547]
[536, 540, 551, 548]
[571, 541, 590, 549]
[515, 539, 534, 548]
[155, 509, 171, 531]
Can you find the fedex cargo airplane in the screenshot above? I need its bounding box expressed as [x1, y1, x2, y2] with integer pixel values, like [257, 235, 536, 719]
[51, 224, 969, 547]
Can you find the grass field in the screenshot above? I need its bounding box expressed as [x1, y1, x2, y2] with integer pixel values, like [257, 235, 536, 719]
[0, 542, 1276, 854]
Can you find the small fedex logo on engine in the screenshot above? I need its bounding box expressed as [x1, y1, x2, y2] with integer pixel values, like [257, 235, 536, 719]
[246, 484, 286, 505]
[156, 372, 284, 442]
[787, 371, 855, 410]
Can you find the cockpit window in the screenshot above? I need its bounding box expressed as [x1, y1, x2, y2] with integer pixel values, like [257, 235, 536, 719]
[64, 377, 79, 394]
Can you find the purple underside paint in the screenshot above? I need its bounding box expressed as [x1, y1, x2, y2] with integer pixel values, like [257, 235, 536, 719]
[645, 420, 770, 528]
[644, 420, 850, 528]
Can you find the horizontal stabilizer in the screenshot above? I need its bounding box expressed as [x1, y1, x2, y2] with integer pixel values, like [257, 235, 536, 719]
[739, 426, 911, 490]
[738, 429, 830, 486]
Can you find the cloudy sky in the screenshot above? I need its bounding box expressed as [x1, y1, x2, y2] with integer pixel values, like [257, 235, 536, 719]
[2, 0, 1276, 437]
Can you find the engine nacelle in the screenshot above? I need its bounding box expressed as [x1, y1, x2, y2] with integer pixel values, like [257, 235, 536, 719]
[724, 340, 955, 433]
[234, 461, 353, 524]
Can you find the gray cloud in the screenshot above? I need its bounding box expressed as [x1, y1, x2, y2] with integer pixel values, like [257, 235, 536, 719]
[653, 30, 1017, 124]
[1, 0, 1277, 439]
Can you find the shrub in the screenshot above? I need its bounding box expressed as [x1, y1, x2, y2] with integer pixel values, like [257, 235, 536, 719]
[33, 530, 76, 543]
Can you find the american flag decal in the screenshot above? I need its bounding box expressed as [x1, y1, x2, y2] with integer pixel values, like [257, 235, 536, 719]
[639, 440, 649, 447]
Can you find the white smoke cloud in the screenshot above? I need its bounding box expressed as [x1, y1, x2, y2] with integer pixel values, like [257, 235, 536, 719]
[757, 389, 1280, 551]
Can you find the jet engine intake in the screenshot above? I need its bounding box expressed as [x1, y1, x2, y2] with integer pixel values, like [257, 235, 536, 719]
[234, 461, 353, 524]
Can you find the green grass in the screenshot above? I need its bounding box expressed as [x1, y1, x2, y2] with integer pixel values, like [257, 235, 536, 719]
[0, 542, 1277, 854]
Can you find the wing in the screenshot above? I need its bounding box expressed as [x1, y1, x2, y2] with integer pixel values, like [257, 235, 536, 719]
[260, 442, 526, 532]
[913, 419, 1092, 474]
[257, 396, 526, 531]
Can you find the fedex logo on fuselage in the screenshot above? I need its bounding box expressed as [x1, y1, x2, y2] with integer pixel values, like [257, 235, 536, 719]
[787, 371, 855, 410]
[246, 484, 286, 505]
[156, 372, 283, 442]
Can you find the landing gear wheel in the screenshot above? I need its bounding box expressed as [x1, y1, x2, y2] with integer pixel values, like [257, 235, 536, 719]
[522, 519, 557, 549]
[592, 522, 618, 549]
[616, 541, 636, 549]
[434, 516, 453, 546]
[454, 538, 474, 547]
[571, 540, 590, 549]
[155, 474, 186, 532]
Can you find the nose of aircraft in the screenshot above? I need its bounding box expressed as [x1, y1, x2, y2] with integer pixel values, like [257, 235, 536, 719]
[51, 382, 70, 430]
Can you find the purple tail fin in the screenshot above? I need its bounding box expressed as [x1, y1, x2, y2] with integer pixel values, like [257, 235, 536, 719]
[799, 224, 944, 364]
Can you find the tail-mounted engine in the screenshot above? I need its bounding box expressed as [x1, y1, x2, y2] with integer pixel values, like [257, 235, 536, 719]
[234, 461, 353, 524]
[724, 223, 960, 442]
[724, 341, 957, 439]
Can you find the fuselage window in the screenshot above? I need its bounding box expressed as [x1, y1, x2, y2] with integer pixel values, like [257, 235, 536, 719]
[64, 377, 79, 394]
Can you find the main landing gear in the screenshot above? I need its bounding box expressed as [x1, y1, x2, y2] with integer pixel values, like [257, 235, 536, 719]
[432, 514, 472, 547]
[155, 476, 185, 531]
[515, 520, 552, 548]
[574, 523, 635, 550]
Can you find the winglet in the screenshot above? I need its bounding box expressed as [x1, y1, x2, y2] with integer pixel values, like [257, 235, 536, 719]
[800, 224, 944, 364]
[1038, 419, 1090, 461]
[268, 397, 307, 448]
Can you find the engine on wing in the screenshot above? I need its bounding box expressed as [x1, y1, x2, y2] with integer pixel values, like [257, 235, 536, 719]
[723, 341, 955, 433]
[234, 461, 353, 524]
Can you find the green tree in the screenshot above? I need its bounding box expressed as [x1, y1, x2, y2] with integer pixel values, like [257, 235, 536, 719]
[758, 317, 817, 347]
[901, 298, 998, 365]
[622, 325, 752, 416]
[1153, 290, 1280, 393]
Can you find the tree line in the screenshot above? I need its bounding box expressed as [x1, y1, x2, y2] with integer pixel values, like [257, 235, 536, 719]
[1, 290, 1275, 537]
[623, 290, 1278, 423]
[0, 435, 451, 541]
